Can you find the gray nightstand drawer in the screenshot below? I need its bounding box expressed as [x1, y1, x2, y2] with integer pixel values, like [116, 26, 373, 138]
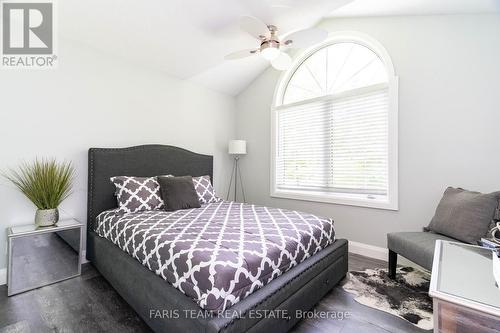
[7, 219, 83, 296]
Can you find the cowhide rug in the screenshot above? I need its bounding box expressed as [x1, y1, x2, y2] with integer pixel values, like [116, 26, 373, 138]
[342, 266, 433, 330]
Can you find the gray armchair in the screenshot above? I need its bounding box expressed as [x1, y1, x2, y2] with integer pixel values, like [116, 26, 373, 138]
[387, 187, 500, 279]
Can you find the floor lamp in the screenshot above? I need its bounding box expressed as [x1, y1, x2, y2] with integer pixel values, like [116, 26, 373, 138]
[227, 140, 246, 202]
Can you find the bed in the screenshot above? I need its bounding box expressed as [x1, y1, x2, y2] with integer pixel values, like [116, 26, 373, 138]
[86, 145, 348, 333]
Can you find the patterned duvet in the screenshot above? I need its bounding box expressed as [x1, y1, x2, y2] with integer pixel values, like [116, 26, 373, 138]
[95, 201, 335, 311]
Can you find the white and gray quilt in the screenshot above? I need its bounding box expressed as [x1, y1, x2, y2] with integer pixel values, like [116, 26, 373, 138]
[95, 201, 336, 311]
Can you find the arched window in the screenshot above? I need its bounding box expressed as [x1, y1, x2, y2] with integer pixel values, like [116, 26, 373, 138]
[271, 32, 398, 210]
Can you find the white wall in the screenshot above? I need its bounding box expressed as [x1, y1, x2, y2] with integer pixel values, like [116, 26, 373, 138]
[235, 14, 500, 251]
[0, 39, 236, 272]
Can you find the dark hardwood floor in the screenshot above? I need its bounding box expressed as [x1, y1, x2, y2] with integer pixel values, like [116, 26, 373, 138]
[0, 253, 430, 333]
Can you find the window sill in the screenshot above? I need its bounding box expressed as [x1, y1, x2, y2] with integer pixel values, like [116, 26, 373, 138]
[270, 189, 398, 211]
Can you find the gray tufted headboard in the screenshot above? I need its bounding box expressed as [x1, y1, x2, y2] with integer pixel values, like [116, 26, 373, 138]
[87, 145, 213, 232]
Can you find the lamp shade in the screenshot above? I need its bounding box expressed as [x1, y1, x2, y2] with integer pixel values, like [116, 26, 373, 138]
[228, 140, 247, 155]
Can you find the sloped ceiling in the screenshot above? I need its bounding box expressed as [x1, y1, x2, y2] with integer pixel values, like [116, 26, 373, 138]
[60, 0, 351, 96]
[60, 0, 499, 96]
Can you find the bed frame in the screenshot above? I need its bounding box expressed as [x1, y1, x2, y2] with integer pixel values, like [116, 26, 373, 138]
[87, 145, 348, 333]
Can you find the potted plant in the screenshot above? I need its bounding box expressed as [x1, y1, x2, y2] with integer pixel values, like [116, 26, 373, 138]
[3, 159, 75, 226]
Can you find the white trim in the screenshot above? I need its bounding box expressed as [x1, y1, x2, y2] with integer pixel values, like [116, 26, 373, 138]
[0, 268, 6, 286]
[387, 76, 399, 210]
[272, 31, 397, 108]
[270, 31, 399, 211]
[272, 190, 395, 210]
[349, 241, 388, 262]
[348, 241, 429, 272]
[274, 82, 389, 110]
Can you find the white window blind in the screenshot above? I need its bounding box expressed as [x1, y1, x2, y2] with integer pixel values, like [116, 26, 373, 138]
[276, 84, 389, 197]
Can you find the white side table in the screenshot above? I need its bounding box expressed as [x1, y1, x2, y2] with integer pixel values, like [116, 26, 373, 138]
[7, 219, 83, 296]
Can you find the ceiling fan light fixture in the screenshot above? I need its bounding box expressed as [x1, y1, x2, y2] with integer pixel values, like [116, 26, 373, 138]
[271, 52, 292, 71]
[226, 16, 328, 71]
[260, 40, 280, 61]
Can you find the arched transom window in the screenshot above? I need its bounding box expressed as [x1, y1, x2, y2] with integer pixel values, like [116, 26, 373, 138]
[272, 33, 398, 210]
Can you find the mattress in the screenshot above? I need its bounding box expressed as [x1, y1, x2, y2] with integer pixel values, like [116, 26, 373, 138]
[95, 201, 335, 312]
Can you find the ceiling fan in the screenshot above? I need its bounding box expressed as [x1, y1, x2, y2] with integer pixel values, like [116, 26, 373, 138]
[225, 16, 328, 71]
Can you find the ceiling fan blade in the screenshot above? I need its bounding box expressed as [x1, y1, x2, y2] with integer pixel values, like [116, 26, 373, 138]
[270, 4, 292, 10]
[282, 28, 328, 49]
[271, 52, 292, 71]
[240, 16, 269, 40]
[224, 49, 258, 60]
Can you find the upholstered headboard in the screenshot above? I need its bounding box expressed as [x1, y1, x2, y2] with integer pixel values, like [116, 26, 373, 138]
[87, 145, 213, 232]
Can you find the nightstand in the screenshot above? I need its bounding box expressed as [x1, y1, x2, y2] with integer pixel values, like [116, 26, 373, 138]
[429, 240, 500, 333]
[7, 219, 83, 296]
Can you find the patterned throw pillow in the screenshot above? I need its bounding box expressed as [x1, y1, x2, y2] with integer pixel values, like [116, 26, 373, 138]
[110, 176, 164, 214]
[192, 175, 220, 204]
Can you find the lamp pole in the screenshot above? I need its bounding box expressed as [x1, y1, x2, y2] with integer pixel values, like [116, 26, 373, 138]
[234, 156, 238, 202]
[227, 155, 246, 202]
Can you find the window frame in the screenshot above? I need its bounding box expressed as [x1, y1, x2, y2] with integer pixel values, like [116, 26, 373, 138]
[270, 31, 399, 210]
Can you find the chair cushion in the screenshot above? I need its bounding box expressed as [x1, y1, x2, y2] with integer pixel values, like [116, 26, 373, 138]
[387, 232, 457, 270]
[427, 187, 500, 244]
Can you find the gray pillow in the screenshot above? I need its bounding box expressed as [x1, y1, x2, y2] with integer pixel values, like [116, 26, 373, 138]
[158, 176, 201, 211]
[427, 187, 500, 244]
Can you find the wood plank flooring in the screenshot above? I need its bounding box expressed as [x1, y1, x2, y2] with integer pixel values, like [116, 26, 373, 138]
[0, 253, 430, 333]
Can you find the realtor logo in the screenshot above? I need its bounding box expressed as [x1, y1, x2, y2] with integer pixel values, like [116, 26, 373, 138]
[1, 1, 57, 68]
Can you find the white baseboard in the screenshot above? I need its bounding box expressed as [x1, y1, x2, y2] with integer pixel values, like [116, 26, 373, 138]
[348, 240, 388, 262]
[0, 268, 6, 286]
[348, 240, 429, 272]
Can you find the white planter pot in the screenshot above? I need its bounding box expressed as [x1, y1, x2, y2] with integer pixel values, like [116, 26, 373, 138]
[35, 208, 59, 227]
